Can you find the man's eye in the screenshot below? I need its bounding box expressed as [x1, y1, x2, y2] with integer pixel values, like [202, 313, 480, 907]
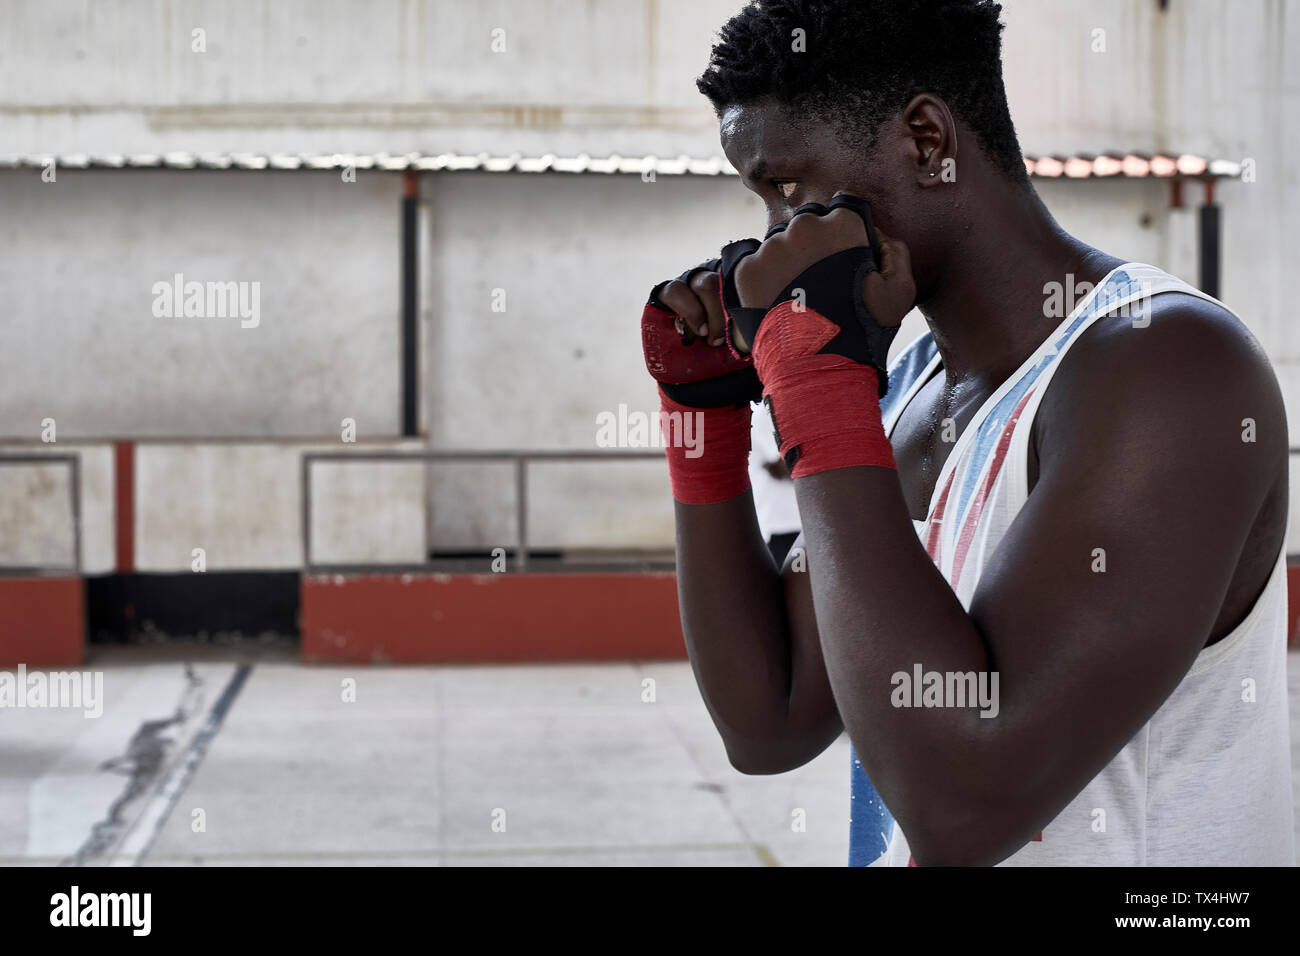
[775, 181, 797, 200]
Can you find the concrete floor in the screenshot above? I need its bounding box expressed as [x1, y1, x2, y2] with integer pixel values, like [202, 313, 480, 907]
[2, 644, 1298, 866]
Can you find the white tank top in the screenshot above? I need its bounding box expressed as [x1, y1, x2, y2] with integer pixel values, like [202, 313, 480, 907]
[871, 263, 1295, 866]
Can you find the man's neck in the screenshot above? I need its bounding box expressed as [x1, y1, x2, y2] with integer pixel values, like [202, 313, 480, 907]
[917, 184, 1120, 385]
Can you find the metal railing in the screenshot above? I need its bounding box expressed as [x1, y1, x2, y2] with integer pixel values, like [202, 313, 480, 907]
[1, 444, 1292, 578]
[300, 449, 666, 573]
[0, 454, 82, 575]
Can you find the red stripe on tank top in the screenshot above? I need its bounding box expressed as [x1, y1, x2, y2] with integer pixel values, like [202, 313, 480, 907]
[925, 470, 955, 565]
[948, 389, 1036, 591]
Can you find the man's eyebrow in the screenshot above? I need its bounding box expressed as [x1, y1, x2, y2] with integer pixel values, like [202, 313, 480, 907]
[746, 159, 770, 182]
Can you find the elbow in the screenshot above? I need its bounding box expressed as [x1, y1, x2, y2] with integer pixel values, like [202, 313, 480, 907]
[888, 726, 1054, 865]
[905, 827, 1002, 867]
[901, 795, 1046, 867]
[724, 736, 823, 775]
[726, 747, 797, 776]
[713, 710, 840, 775]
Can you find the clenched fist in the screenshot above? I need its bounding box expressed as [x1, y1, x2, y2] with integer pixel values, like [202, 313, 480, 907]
[641, 247, 762, 409]
[724, 194, 915, 395]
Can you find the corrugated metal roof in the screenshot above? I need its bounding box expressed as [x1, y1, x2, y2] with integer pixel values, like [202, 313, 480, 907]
[0, 151, 1243, 179]
[0, 152, 735, 176]
[1024, 153, 1240, 179]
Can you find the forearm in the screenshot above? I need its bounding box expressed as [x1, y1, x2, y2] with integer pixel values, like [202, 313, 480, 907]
[674, 493, 840, 772]
[795, 465, 1042, 862]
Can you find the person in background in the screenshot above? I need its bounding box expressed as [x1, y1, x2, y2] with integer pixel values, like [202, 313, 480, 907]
[748, 401, 801, 566]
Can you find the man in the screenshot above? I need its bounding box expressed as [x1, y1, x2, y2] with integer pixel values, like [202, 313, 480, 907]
[640, 0, 1293, 865]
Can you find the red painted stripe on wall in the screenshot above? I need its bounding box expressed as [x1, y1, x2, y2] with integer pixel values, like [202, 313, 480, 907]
[301, 572, 685, 663]
[0, 577, 84, 668]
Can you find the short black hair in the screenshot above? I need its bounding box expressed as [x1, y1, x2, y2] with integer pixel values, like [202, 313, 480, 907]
[697, 0, 1028, 182]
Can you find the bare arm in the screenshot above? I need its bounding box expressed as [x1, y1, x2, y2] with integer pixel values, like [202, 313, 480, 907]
[675, 496, 839, 773]
[655, 267, 841, 773]
[794, 301, 1285, 865]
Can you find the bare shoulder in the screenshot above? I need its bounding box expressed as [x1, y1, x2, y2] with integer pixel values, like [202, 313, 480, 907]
[1029, 285, 1289, 642]
[1037, 288, 1288, 482]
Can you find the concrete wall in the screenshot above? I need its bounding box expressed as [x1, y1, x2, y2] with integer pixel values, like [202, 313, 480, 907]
[3, 0, 1290, 161]
[0, 169, 401, 439]
[0, 0, 737, 158]
[1, 0, 1297, 568]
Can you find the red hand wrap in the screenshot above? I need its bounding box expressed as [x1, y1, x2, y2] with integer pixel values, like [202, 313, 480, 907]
[658, 388, 752, 504]
[751, 302, 896, 478]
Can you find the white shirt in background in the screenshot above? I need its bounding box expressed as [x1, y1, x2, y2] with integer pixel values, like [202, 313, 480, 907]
[748, 402, 801, 540]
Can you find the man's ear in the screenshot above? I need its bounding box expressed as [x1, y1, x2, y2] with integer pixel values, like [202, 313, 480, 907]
[901, 93, 957, 188]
